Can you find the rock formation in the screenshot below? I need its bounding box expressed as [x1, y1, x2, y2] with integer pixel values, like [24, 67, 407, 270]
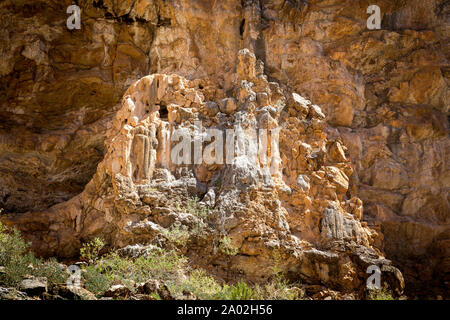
[1, 48, 405, 296]
[0, 0, 448, 297]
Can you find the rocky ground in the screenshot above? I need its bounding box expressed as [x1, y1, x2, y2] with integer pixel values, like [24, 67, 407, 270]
[0, 0, 448, 299]
[0, 232, 400, 301]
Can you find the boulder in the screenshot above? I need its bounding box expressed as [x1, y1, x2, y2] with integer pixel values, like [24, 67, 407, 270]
[0, 287, 28, 300]
[19, 277, 47, 296]
[104, 285, 132, 299]
[136, 279, 173, 300]
[52, 284, 97, 300]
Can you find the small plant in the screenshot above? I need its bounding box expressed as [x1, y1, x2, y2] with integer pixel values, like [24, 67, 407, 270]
[0, 222, 31, 266]
[82, 266, 111, 297]
[218, 236, 238, 256]
[176, 197, 210, 220]
[80, 243, 186, 297]
[162, 222, 190, 246]
[176, 197, 210, 238]
[33, 258, 68, 287]
[186, 197, 210, 220]
[0, 222, 67, 288]
[213, 178, 222, 188]
[80, 238, 105, 264]
[271, 248, 283, 276]
[175, 269, 223, 300]
[367, 285, 395, 300]
[259, 276, 300, 300]
[85, 246, 186, 289]
[0, 222, 36, 287]
[150, 292, 162, 300]
[257, 248, 299, 300]
[221, 280, 260, 300]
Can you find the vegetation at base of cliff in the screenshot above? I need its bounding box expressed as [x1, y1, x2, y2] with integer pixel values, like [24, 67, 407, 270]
[169, 268, 300, 300]
[80, 237, 300, 300]
[0, 222, 68, 288]
[0, 219, 301, 300]
[0, 221, 400, 300]
[80, 238, 187, 296]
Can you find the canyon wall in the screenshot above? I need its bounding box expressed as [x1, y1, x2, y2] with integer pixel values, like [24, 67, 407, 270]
[0, 0, 448, 297]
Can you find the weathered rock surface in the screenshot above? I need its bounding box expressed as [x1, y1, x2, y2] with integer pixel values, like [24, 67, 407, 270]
[0, 0, 448, 297]
[137, 279, 173, 300]
[0, 286, 29, 300]
[51, 284, 97, 300]
[104, 284, 133, 299]
[19, 277, 48, 296]
[2, 48, 405, 297]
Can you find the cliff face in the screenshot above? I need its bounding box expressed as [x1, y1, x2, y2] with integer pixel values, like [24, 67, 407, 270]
[0, 0, 448, 297]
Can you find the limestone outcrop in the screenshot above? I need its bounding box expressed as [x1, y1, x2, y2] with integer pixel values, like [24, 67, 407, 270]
[2, 48, 405, 296]
[0, 0, 448, 297]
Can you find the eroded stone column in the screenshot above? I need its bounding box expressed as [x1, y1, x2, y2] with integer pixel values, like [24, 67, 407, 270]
[131, 125, 157, 183]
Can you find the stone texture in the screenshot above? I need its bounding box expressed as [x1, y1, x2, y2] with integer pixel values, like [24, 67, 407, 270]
[2, 48, 404, 297]
[19, 277, 48, 296]
[137, 279, 173, 300]
[0, 0, 448, 298]
[104, 284, 132, 299]
[0, 287, 29, 300]
[51, 284, 97, 300]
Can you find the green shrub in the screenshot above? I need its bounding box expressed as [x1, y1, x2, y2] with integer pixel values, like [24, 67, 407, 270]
[367, 286, 395, 300]
[171, 266, 302, 300]
[259, 275, 299, 300]
[220, 281, 260, 300]
[173, 269, 300, 300]
[0, 223, 31, 266]
[213, 178, 222, 188]
[175, 269, 223, 300]
[175, 197, 210, 239]
[177, 197, 210, 221]
[86, 246, 186, 289]
[150, 292, 162, 300]
[187, 197, 210, 220]
[0, 222, 37, 287]
[218, 236, 238, 256]
[80, 238, 105, 264]
[33, 258, 68, 287]
[255, 249, 300, 300]
[162, 222, 190, 246]
[0, 222, 67, 288]
[82, 266, 111, 297]
[271, 249, 283, 276]
[0, 255, 36, 288]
